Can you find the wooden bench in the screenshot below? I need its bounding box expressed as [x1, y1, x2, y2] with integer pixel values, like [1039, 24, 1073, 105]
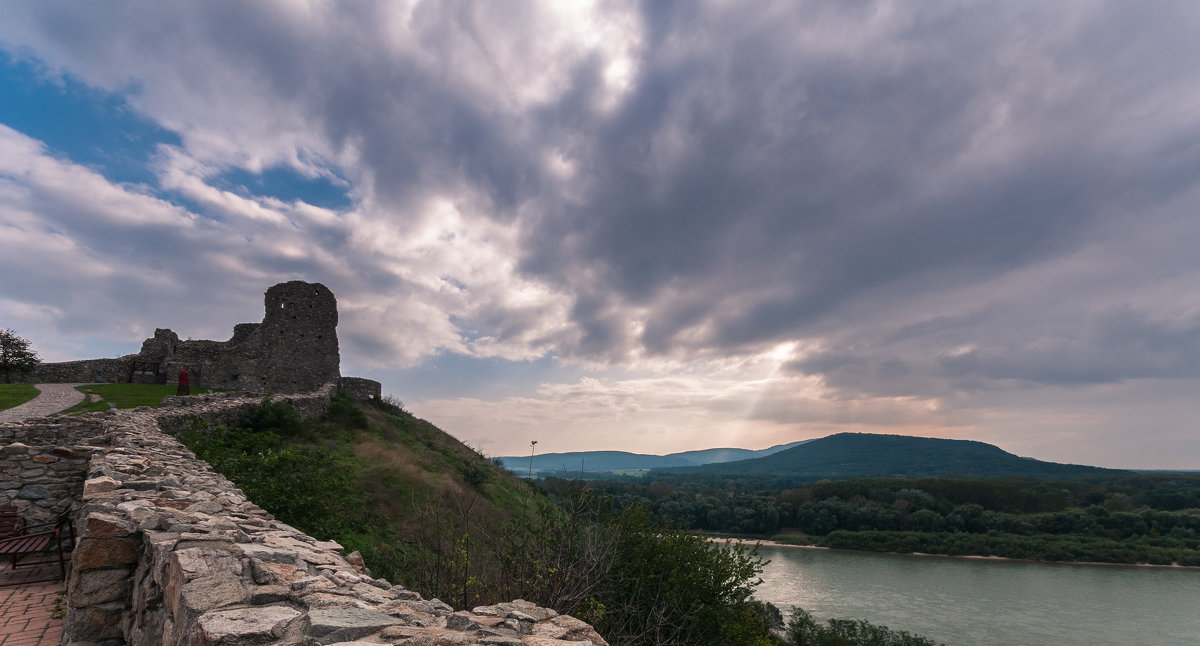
[0, 505, 19, 539]
[0, 510, 75, 585]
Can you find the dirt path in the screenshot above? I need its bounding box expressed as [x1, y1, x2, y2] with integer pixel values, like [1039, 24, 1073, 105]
[0, 384, 85, 424]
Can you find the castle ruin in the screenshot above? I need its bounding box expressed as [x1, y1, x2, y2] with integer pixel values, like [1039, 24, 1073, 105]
[30, 281, 378, 397]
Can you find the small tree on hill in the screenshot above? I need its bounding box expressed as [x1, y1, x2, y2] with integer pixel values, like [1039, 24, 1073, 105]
[0, 329, 40, 384]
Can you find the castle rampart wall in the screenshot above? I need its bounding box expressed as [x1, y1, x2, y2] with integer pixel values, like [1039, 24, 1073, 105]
[2, 390, 605, 646]
[28, 358, 137, 385]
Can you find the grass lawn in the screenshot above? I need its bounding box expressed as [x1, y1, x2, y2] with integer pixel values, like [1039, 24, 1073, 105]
[0, 383, 40, 411]
[61, 383, 224, 414]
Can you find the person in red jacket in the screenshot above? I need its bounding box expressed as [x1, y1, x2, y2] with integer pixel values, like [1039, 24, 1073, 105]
[177, 366, 190, 396]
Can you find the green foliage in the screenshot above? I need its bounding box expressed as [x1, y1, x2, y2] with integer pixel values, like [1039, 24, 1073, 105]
[324, 393, 369, 429]
[180, 398, 370, 538]
[593, 507, 775, 646]
[786, 607, 942, 646]
[582, 472, 1200, 565]
[243, 395, 304, 436]
[0, 383, 39, 411]
[0, 329, 39, 384]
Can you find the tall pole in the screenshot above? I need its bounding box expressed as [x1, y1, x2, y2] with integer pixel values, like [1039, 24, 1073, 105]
[527, 440, 538, 479]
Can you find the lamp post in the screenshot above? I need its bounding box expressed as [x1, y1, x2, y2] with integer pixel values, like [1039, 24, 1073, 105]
[528, 440, 538, 479]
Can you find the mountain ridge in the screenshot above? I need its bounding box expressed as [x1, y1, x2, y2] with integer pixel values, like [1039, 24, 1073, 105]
[667, 432, 1128, 479]
[497, 440, 809, 475]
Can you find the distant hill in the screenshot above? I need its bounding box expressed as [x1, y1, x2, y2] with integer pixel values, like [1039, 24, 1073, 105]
[498, 441, 808, 476]
[668, 433, 1128, 479]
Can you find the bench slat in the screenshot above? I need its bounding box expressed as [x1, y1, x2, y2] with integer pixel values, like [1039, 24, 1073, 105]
[0, 533, 54, 555]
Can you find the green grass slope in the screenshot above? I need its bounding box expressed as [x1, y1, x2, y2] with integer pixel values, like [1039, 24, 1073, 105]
[678, 432, 1127, 479]
[181, 395, 540, 608]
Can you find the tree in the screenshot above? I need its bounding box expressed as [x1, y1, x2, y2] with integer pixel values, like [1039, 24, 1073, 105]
[594, 507, 773, 646]
[0, 329, 39, 384]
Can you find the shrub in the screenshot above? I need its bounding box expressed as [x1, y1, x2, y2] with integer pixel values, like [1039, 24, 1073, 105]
[786, 607, 942, 646]
[325, 393, 369, 429]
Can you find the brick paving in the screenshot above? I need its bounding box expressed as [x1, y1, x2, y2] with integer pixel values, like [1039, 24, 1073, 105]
[0, 563, 65, 646]
[0, 385, 85, 424]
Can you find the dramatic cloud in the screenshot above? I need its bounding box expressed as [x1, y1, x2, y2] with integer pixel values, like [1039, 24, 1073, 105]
[3, 1, 1200, 466]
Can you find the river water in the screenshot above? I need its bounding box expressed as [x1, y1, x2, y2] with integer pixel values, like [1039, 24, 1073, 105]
[748, 543, 1200, 646]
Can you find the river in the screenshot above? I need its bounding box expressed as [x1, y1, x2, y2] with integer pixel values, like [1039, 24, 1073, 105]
[748, 543, 1200, 645]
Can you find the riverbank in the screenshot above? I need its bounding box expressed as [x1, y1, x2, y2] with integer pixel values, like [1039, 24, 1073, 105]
[750, 540, 1200, 646]
[711, 535, 1200, 570]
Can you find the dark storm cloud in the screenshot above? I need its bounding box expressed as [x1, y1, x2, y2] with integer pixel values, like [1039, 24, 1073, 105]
[940, 308, 1200, 387]
[515, 0, 1200, 385]
[5, 0, 1200, 404]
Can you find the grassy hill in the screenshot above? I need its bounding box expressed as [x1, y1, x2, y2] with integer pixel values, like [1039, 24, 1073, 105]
[180, 395, 539, 607]
[182, 394, 783, 646]
[675, 432, 1127, 479]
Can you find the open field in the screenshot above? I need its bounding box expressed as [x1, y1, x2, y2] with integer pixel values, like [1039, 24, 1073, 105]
[60, 384, 223, 414]
[0, 384, 39, 412]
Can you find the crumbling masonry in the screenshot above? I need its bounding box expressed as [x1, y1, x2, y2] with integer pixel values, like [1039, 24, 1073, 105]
[32, 281, 354, 394]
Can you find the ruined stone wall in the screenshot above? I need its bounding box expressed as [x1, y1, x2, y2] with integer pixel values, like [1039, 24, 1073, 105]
[337, 376, 383, 401]
[27, 281, 344, 394]
[1, 444, 91, 523]
[153, 386, 336, 437]
[1, 417, 109, 523]
[28, 358, 136, 384]
[0, 416, 108, 445]
[2, 390, 606, 646]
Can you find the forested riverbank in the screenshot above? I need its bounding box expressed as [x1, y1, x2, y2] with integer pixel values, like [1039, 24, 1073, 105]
[561, 473, 1200, 565]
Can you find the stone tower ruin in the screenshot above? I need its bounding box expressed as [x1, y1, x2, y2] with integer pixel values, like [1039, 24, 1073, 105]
[30, 281, 348, 394]
[164, 281, 341, 393]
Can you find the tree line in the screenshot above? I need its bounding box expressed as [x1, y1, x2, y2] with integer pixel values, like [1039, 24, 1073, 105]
[565, 473, 1200, 566]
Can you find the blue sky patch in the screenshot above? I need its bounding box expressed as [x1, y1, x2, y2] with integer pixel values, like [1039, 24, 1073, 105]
[213, 166, 353, 210]
[0, 50, 180, 188]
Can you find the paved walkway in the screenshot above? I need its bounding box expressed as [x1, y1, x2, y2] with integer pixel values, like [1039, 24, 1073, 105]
[0, 385, 85, 424]
[1, 385, 76, 645]
[0, 563, 64, 646]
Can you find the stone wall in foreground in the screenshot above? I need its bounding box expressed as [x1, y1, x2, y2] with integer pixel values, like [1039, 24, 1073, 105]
[2, 387, 606, 646]
[1, 416, 108, 524]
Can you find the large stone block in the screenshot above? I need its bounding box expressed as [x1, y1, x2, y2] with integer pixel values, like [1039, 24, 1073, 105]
[83, 511, 137, 539]
[83, 475, 121, 499]
[73, 537, 140, 570]
[170, 570, 249, 630]
[63, 601, 127, 642]
[69, 567, 134, 607]
[193, 605, 306, 646]
[307, 607, 402, 644]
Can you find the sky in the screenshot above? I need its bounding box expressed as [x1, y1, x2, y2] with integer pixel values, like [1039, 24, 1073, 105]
[1, 1, 1199, 469]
